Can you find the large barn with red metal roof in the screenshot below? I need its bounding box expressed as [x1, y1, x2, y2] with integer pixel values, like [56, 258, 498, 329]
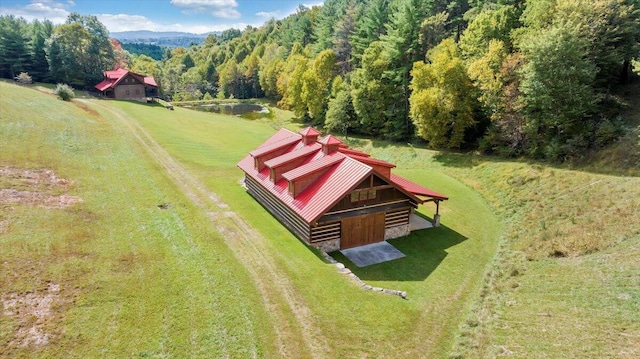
[94, 67, 158, 101]
[237, 127, 448, 252]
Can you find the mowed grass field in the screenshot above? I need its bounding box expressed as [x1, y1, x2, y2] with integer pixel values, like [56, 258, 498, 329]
[107, 94, 500, 358]
[0, 82, 277, 358]
[1, 81, 639, 358]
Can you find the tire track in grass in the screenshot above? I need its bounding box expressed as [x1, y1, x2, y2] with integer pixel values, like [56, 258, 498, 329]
[90, 101, 329, 358]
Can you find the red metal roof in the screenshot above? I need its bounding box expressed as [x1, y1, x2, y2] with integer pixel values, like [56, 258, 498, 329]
[390, 174, 449, 200]
[318, 135, 343, 146]
[282, 152, 345, 181]
[94, 79, 115, 91]
[264, 143, 321, 168]
[346, 154, 395, 168]
[143, 76, 157, 87]
[94, 67, 157, 91]
[299, 126, 321, 137]
[292, 157, 372, 222]
[238, 154, 372, 223]
[338, 147, 370, 157]
[250, 131, 301, 158]
[237, 126, 448, 224]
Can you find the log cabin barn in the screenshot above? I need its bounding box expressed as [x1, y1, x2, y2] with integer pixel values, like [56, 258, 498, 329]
[237, 127, 448, 252]
[94, 67, 158, 102]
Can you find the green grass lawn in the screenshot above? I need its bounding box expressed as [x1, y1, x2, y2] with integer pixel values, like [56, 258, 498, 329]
[0, 82, 277, 358]
[2, 81, 638, 358]
[109, 100, 501, 357]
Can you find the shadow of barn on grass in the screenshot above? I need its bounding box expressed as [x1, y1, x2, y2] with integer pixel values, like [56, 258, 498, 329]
[330, 223, 467, 282]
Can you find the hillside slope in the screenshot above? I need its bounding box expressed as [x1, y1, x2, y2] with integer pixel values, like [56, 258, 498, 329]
[354, 143, 640, 358]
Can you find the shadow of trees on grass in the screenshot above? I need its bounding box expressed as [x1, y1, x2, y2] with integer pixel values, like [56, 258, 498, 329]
[330, 224, 467, 282]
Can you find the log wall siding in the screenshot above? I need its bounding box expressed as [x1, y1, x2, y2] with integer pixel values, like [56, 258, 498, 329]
[385, 208, 411, 228]
[329, 186, 412, 213]
[114, 84, 146, 100]
[310, 221, 341, 243]
[245, 176, 311, 242]
[319, 200, 413, 223]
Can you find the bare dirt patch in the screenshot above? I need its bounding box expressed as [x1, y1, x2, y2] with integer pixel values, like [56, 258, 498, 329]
[0, 166, 82, 209]
[2, 283, 69, 348]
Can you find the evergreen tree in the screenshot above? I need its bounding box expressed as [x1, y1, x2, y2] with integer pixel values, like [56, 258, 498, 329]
[29, 19, 54, 82]
[333, 1, 361, 74]
[0, 16, 31, 79]
[312, 0, 349, 54]
[378, 0, 429, 140]
[351, 0, 391, 66]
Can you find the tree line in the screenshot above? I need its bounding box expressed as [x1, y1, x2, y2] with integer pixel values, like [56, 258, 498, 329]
[0, 13, 122, 88]
[1, 0, 639, 161]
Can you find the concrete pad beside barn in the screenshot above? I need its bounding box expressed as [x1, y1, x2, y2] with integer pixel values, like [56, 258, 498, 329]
[409, 214, 434, 231]
[340, 241, 406, 267]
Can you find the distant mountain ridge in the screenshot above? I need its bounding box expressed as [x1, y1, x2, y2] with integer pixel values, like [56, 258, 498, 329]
[110, 30, 222, 48]
[110, 30, 216, 40]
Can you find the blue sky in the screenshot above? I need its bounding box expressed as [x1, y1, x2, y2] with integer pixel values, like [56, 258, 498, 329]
[0, 0, 324, 33]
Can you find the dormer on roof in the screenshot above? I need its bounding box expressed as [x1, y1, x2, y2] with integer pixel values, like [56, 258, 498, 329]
[249, 135, 301, 171]
[318, 135, 343, 155]
[299, 127, 322, 145]
[237, 127, 449, 253]
[346, 154, 396, 179]
[264, 143, 322, 183]
[282, 154, 345, 197]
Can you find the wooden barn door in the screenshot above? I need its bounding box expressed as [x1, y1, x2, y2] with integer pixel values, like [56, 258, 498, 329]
[340, 212, 385, 249]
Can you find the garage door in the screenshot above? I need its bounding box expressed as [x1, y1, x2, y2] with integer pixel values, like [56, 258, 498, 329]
[340, 212, 385, 249]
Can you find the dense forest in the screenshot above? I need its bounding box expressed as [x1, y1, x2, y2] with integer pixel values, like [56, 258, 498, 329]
[1, 0, 639, 161]
[120, 43, 167, 61]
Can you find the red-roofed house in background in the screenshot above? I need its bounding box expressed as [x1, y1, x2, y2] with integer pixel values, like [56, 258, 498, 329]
[237, 127, 448, 252]
[94, 67, 158, 102]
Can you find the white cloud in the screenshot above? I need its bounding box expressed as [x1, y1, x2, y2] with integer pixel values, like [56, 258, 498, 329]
[97, 13, 250, 34]
[0, 0, 71, 24]
[97, 14, 162, 32]
[256, 11, 280, 18]
[170, 0, 240, 19]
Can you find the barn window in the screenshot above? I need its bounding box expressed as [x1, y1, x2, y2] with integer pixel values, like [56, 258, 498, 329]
[351, 189, 375, 202]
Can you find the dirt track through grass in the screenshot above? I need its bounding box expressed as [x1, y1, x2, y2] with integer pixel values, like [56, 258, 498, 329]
[89, 100, 330, 358]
